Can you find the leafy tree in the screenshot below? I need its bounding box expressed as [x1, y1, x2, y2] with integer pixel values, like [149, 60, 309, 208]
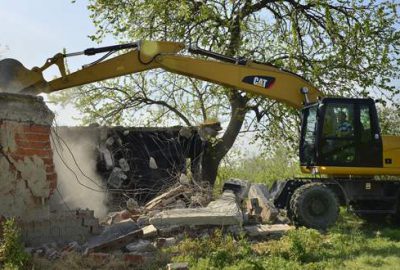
[378, 104, 400, 136]
[57, 0, 399, 184]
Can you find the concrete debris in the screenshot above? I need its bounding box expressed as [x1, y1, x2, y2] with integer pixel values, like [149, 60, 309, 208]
[149, 156, 158, 169]
[149, 190, 243, 226]
[98, 145, 114, 170]
[107, 167, 127, 189]
[86, 219, 139, 252]
[142, 224, 158, 238]
[167, 262, 189, 270]
[144, 182, 211, 211]
[155, 237, 177, 248]
[86, 228, 143, 253]
[244, 224, 294, 238]
[119, 158, 130, 172]
[125, 239, 155, 253]
[61, 241, 81, 254]
[179, 173, 191, 185]
[157, 225, 183, 237]
[137, 215, 150, 227]
[106, 136, 116, 146]
[247, 183, 279, 224]
[126, 198, 139, 211]
[223, 178, 251, 201]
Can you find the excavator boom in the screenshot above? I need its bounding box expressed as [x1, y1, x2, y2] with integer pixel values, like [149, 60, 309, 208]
[0, 40, 320, 109]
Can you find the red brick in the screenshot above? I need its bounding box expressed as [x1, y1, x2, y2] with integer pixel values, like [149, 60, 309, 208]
[42, 158, 54, 165]
[47, 173, 57, 183]
[45, 165, 55, 173]
[16, 140, 51, 149]
[88, 252, 111, 264]
[124, 253, 144, 265]
[49, 180, 57, 190]
[16, 133, 50, 142]
[22, 125, 50, 134]
[14, 148, 53, 158]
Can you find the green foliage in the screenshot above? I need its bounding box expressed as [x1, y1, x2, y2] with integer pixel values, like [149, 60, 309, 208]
[377, 105, 400, 136]
[268, 228, 328, 262]
[169, 229, 263, 270]
[216, 144, 302, 191]
[0, 218, 31, 269]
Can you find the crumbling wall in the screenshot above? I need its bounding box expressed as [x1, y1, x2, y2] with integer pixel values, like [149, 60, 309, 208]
[54, 126, 205, 208]
[0, 93, 56, 221]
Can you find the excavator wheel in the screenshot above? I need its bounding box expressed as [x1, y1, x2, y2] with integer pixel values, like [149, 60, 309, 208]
[290, 183, 339, 230]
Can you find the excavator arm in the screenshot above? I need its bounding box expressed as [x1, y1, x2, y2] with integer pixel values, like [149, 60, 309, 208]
[0, 40, 321, 109]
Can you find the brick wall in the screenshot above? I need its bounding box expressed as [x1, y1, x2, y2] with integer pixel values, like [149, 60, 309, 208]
[0, 93, 55, 220]
[1, 122, 57, 194]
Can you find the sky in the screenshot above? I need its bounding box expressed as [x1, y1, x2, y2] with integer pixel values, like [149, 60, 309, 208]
[0, 0, 115, 125]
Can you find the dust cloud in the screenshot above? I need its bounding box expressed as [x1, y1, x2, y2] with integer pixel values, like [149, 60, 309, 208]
[50, 128, 108, 218]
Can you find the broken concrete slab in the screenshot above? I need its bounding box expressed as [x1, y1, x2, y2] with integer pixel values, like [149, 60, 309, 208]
[86, 219, 142, 253]
[247, 184, 279, 224]
[145, 185, 186, 211]
[244, 224, 293, 238]
[158, 225, 183, 237]
[86, 228, 143, 253]
[149, 190, 243, 226]
[223, 178, 250, 201]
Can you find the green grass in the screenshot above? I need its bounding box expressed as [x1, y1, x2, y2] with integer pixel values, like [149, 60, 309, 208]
[168, 211, 400, 269]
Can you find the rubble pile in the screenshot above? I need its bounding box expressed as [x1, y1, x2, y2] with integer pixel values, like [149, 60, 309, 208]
[25, 179, 293, 268]
[55, 126, 206, 207]
[102, 181, 212, 226]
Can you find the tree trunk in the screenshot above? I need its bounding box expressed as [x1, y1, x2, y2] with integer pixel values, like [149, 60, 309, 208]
[200, 94, 248, 185]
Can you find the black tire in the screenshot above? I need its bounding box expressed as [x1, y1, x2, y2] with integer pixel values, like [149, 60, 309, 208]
[290, 183, 339, 230]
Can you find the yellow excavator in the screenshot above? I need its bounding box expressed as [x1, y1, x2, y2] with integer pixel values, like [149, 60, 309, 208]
[1, 40, 400, 229]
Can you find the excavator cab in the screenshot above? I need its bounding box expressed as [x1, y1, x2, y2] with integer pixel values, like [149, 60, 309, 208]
[300, 97, 385, 175]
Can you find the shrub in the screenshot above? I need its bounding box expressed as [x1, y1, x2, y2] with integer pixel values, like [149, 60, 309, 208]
[0, 218, 31, 269]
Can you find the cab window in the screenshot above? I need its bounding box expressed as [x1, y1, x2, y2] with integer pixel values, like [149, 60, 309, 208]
[320, 103, 356, 165]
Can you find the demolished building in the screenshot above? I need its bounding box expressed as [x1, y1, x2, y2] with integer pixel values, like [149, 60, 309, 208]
[53, 125, 205, 208]
[0, 92, 209, 245]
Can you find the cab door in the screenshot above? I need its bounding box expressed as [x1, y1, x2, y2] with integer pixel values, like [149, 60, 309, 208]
[357, 99, 382, 167]
[317, 98, 382, 167]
